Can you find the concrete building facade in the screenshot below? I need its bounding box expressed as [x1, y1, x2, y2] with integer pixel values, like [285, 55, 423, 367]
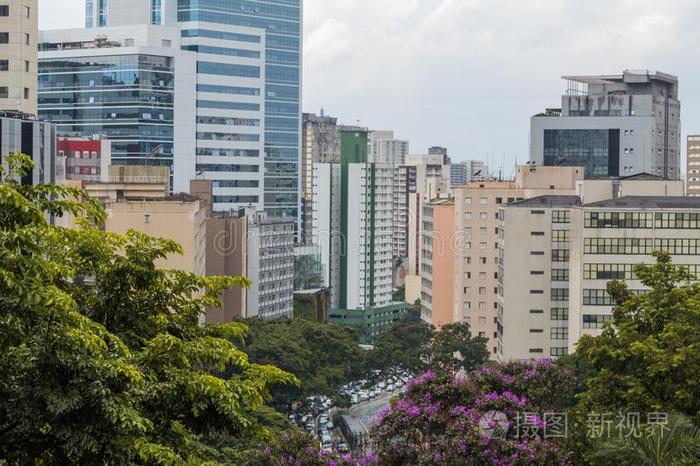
[0, 0, 37, 117]
[451, 166, 584, 356]
[313, 128, 406, 342]
[496, 177, 686, 360]
[531, 70, 681, 180]
[687, 135, 700, 196]
[301, 112, 340, 244]
[420, 198, 455, 327]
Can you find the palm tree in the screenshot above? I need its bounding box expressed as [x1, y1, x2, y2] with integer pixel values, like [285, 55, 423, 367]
[590, 412, 700, 466]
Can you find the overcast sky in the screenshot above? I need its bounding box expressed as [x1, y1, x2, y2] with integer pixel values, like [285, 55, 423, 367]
[39, 0, 699, 174]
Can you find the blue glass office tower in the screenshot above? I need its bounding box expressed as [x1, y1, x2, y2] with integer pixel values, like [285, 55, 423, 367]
[177, 0, 302, 222]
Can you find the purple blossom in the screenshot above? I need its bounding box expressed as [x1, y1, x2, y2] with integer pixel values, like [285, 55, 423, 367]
[341, 454, 352, 462]
[327, 460, 338, 466]
[407, 406, 421, 416]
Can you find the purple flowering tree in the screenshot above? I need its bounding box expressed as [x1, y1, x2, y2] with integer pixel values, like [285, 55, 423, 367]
[371, 360, 576, 465]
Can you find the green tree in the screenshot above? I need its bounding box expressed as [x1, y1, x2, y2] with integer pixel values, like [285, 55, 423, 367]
[368, 321, 434, 376]
[242, 317, 367, 408]
[577, 252, 700, 422]
[431, 321, 489, 374]
[590, 412, 700, 466]
[0, 154, 296, 464]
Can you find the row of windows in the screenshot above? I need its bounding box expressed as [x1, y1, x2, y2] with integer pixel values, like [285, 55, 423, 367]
[550, 347, 568, 357]
[212, 195, 259, 204]
[197, 100, 260, 111]
[656, 212, 700, 229]
[197, 83, 260, 96]
[177, 10, 300, 36]
[582, 314, 613, 329]
[195, 163, 259, 172]
[584, 263, 700, 280]
[551, 269, 569, 281]
[181, 28, 261, 43]
[197, 116, 260, 127]
[212, 180, 259, 188]
[584, 263, 635, 280]
[585, 212, 655, 229]
[197, 61, 260, 78]
[182, 44, 261, 59]
[196, 131, 260, 142]
[551, 308, 569, 320]
[583, 289, 619, 306]
[656, 239, 700, 255]
[584, 238, 654, 255]
[551, 327, 568, 340]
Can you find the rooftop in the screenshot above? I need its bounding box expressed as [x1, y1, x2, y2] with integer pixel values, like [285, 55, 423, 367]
[562, 70, 678, 86]
[508, 195, 581, 208]
[582, 196, 700, 209]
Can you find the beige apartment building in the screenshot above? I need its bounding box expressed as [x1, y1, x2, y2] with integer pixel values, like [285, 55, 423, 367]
[105, 194, 208, 277]
[496, 176, 688, 360]
[450, 166, 584, 356]
[0, 0, 37, 116]
[688, 135, 700, 196]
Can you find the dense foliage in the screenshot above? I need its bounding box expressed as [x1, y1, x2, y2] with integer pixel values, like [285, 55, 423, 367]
[576, 251, 700, 423]
[242, 317, 367, 407]
[0, 154, 295, 464]
[371, 360, 575, 465]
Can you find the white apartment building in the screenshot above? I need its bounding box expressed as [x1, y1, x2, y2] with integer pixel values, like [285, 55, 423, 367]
[687, 135, 700, 196]
[312, 129, 394, 311]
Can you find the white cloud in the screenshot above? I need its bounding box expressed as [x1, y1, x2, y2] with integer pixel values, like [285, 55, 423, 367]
[39, 0, 700, 172]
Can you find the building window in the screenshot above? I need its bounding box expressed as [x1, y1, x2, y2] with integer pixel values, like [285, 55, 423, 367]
[584, 238, 654, 255]
[552, 230, 570, 242]
[0, 60, 7, 71]
[551, 249, 570, 262]
[550, 308, 569, 320]
[552, 210, 570, 224]
[0, 87, 8, 98]
[550, 347, 568, 357]
[583, 314, 613, 329]
[551, 288, 569, 302]
[529, 329, 544, 333]
[151, 0, 162, 25]
[23, 88, 29, 99]
[584, 211, 653, 229]
[144, 214, 151, 224]
[529, 309, 544, 314]
[24, 33, 29, 45]
[480, 197, 488, 205]
[0, 32, 8, 44]
[531, 231, 545, 236]
[529, 348, 544, 354]
[24, 5, 29, 17]
[551, 269, 569, 281]
[551, 327, 568, 340]
[24, 60, 29, 72]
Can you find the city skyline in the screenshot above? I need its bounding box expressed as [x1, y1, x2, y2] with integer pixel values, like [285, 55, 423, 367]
[38, 0, 700, 175]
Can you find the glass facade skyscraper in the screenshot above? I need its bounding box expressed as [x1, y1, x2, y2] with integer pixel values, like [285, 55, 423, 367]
[38, 54, 175, 173]
[177, 0, 302, 221]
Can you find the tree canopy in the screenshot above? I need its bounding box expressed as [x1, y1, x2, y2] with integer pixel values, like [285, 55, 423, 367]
[0, 154, 296, 464]
[576, 251, 700, 423]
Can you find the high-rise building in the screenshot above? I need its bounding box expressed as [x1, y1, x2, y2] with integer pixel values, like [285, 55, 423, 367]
[312, 128, 407, 342]
[369, 130, 409, 166]
[301, 112, 340, 244]
[531, 70, 681, 179]
[0, 0, 37, 117]
[450, 160, 490, 188]
[420, 198, 456, 327]
[687, 135, 700, 196]
[0, 0, 55, 188]
[393, 164, 417, 258]
[43, 0, 302, 224]
[38, 27, 194, 195]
